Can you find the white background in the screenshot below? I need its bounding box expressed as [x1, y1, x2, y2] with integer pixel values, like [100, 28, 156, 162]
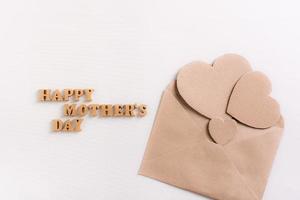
[0, 0, 299, 199]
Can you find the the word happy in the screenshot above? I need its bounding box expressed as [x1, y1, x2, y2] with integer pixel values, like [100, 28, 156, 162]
[38, 89, 147, 132]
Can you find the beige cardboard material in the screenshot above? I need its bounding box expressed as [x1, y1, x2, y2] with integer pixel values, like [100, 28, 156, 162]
[177, 54, 252, 119]
[209, 117, 237, 145]
[139, 54, 284, 200]
[228, 71, 281, 128]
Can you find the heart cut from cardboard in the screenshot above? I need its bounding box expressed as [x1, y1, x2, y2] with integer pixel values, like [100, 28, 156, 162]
[227, 71, 281, 128]
[176, 54, 252, 119]
[208, 117, 237, 145]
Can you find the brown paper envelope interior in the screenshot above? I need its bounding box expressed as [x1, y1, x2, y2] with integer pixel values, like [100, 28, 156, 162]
[139, 81, 283, 200]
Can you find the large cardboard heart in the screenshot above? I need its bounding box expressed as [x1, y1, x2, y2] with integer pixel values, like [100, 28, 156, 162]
[208, 118, 237, 145]
[176, 54, 252, 119]
[227, 71, 280, 128]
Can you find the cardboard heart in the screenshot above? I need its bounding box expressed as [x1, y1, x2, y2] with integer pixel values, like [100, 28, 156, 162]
[227, 71, 281, 128]
[177, 54, 252, 119]
[208, 118, 237, 145]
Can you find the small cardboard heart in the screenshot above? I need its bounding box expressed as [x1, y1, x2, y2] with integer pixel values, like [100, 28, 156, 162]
[227, 71, 280, 128]
[177, 54, 252, 119]
[208, 118, 237, 145]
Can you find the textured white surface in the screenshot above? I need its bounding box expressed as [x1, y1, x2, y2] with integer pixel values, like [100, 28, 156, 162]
[0, 0, 299, 199]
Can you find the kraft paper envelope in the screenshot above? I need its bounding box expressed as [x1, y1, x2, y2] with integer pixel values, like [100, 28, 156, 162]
[139, 54, 284, 200]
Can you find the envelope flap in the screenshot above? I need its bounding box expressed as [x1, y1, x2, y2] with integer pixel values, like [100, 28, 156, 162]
[142, 85, 209, 161]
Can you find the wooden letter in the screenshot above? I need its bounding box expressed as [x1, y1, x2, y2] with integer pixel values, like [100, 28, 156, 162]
[74, 89, 84, 101]
[52, 119, 63, 131]
[77, 104, 88, 117]
[138, 104, 147, 117]
[62, 120, 73, 132]
[84, 89, 94, 101]
[88, 104, 99, 116]
[64, 104, 77, 116]
[73, 118, 83, 132]
[124, 104, 135, 117]
[51, 89, 63, 101]
[39, 89, 51, 101]
[113, 104, 124, 116]
[100, 104, 113, 117]
[63, 89, 73, 101]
